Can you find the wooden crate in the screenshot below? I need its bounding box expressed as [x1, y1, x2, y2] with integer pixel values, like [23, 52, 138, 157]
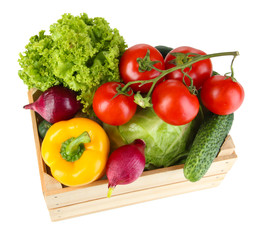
[28, 88, 237, 221]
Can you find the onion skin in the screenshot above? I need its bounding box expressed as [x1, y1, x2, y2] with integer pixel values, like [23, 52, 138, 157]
[24, 86, 82, 123]
[106, 139, 146, 198]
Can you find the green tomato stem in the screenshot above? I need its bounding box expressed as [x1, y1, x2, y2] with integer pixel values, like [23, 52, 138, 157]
[121, 51, 239, 97]
[230, 54, 237, 80]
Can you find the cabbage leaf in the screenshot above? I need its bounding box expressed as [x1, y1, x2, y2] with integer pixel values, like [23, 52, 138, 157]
[104, 108, 201, 169]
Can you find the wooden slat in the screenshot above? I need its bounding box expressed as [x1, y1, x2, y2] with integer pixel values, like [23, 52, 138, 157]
[45, 152, 237, 209]
[28, 88, 238, 221]
[28, 88, 63, 195]
[217, 135, 235, 157]
[43, 133, 235, 198]
[44, 173, 63, 192]
[28, 88, 49, 194]
[49, 174, 226, 221]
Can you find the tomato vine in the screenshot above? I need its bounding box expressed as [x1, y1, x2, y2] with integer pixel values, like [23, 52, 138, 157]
[120, 50, 239, 107]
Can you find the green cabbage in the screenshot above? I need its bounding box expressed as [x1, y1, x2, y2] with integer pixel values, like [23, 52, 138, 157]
[18, 13, 127, 114]
[104, 108, 201, 170]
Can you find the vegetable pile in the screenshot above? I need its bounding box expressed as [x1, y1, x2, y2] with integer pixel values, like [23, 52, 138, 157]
[20, 13, 245, 196]
[19, 13, 127, 114]
[103, 107, 201, 170]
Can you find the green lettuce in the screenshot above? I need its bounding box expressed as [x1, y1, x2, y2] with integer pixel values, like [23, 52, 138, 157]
[18, 13, 127, 114]
[104, 108, 201, 170]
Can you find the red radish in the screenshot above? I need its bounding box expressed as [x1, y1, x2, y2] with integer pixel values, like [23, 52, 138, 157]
[24, 86, 82, 123]
[106, 139, 146, 198]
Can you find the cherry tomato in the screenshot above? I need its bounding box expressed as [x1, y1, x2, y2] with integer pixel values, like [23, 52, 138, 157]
[200, 75, 244, 115]
[152, 79, 200, 125]
[164, 46, 213, 90]
[93, 82, 137, 126]
[119, 44, 165, 93]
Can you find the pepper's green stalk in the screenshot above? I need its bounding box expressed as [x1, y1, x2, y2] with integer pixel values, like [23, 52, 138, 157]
[60, 131, 91, 162]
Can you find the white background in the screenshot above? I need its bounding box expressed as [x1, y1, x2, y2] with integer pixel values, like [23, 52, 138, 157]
[1, 0, 263, 239]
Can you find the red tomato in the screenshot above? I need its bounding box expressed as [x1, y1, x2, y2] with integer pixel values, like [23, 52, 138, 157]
[164, 46, 213, 90]
[152, 79, 200, 125]
[93, 82, 137, 126]
[119, 44, 165, 93]
[200, 75, 244, 115]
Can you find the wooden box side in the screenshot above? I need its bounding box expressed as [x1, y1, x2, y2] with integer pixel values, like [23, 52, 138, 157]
[28, 89, 237, 215]
[49, 173, 226, 221]
[27, 88, 63, 194]
[44, 148, 237, 209]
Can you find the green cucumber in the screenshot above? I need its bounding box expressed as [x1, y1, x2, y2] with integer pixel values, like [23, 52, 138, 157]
[184, 113, 234, 182]
[38, 120, 52, 139]
[155, 45, 173, 59]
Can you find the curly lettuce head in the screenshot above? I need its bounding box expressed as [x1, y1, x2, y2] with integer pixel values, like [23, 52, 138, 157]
[18, 13, 127, 113]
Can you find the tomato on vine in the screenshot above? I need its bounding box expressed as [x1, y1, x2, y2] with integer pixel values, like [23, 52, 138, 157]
[152, 79, 200, 125]
[200, 75, 244, 115]
[93, 82, 137, 126]
[99, 47, 242, 126]
[164, 46, 213, 90]
[119, 44, 165, 93]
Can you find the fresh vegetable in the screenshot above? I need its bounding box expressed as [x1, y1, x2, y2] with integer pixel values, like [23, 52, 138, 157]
[119, 49, 239, 111]
[41, 118, 110, 186]
[103, 107, 201, 169]
[155, 45, 173, 59]
[164, 46, 213, 90]
[106, 139, 146, 197]
[38, 120, 52, 139]
[24, 86, 81, 123]
[152, 80, 200, 125]
[201, 75, 245, 115]
[92, 82, 137, 125]
[184, 113, 234, 182]
[18, 13, 127, 114]
[119, 44, 165, 93]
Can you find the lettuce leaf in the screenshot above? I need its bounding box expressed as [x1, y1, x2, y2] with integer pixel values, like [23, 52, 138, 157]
[18, 13, 127, 114]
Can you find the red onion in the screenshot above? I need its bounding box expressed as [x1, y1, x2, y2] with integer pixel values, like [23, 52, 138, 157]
[24, 86, 82, 123]
[106, 139, 146, 198]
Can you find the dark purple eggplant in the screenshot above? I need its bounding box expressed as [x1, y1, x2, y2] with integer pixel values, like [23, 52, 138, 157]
[24, 86, 82, 123]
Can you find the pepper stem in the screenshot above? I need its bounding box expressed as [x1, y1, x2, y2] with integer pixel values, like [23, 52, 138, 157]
[60, 131, 91, 162]
[66, 131, 90, 156]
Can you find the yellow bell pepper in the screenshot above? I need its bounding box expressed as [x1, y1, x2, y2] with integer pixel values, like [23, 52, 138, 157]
[41, 118, 110, 187]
